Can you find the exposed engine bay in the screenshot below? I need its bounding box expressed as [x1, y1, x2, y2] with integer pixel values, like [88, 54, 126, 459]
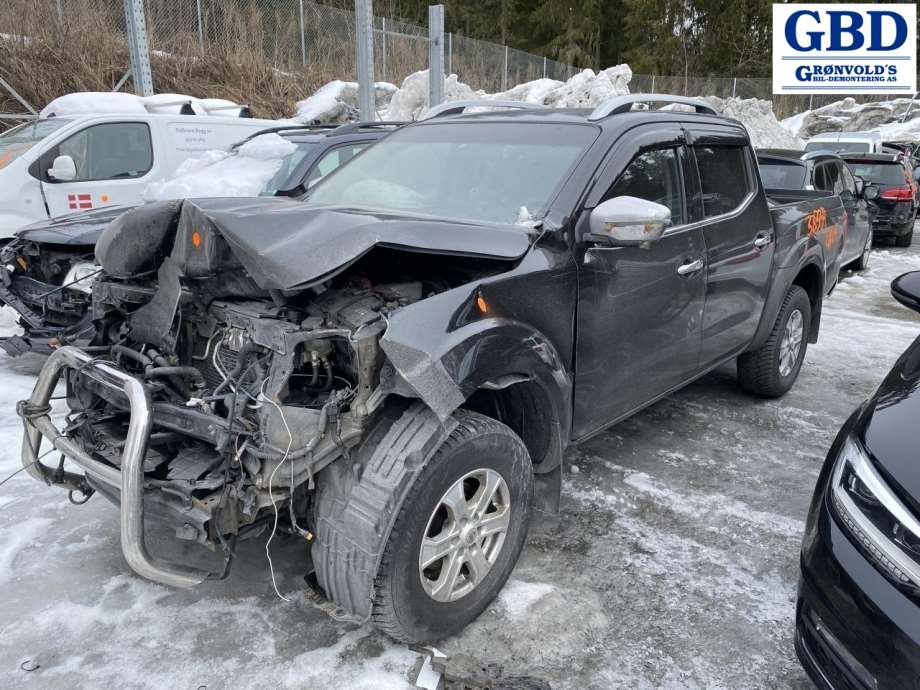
[50, 199, 517, 566]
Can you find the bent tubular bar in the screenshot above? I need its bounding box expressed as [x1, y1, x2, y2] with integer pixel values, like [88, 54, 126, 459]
[18, 346, 209, 588]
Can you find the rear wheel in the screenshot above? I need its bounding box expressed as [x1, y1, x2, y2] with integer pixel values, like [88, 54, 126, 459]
[737, 286, 811, 398]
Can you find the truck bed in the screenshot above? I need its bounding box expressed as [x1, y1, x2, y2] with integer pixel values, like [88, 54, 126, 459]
[765, 188, 846, 295]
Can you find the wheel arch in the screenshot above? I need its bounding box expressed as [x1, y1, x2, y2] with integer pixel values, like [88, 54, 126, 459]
[747, 259, 825, 351]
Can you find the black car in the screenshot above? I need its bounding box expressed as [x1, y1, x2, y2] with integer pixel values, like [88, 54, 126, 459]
[797, 270, 920, 689]
[841, 153, 919, 247]
[18, 95, 846, 644]
[0, 121, 404, 355]
[757, 149, 878, 270]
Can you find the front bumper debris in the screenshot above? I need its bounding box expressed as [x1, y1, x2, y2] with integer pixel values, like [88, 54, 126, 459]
[17, 346, 209, 588]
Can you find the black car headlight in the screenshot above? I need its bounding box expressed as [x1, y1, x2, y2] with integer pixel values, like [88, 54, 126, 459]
[831, 437, 920, 588]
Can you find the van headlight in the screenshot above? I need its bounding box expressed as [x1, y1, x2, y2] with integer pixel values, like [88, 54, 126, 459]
[832, 437, 920, 588]
[62, 262, 102, 295]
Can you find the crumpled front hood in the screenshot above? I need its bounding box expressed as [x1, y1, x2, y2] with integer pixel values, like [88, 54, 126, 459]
[183, 198, 533, 291]
[16, 205, 135, 246]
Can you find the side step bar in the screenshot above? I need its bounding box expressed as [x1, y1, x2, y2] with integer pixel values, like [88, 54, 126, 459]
[18, 346, 209, 588]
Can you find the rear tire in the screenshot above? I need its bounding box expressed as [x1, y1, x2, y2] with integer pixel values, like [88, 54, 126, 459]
[737, 286, 811, 398]
[372, 410, 532, 643]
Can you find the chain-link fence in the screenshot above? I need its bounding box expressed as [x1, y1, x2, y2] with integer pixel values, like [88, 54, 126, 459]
[3, 0, 911, 123]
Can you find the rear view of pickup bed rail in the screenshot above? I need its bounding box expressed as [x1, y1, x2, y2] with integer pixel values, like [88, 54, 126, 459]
[18, 93, 843, 644]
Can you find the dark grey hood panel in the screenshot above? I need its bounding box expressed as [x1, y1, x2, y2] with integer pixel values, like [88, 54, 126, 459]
[16, 205, 135, 246]
[184, 198, 532, 291]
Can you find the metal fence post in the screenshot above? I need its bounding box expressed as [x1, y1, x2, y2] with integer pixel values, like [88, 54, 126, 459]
[354, 0, 376, 121]
[428, 5, 445, 107]
[123, 0, 154, 97]
[196, 0, 204, 48]
[381, 18, 387, 82]
[448, 31, 452, 76]
[502, 45, 508, 91]
[542, 56, 546, 79]
[299, 0, 306, 64]
[808, 94, 814, 111]
[651, 75, 655, 92]
[732, 77, 737, 98]
[56, 0, 63, 22]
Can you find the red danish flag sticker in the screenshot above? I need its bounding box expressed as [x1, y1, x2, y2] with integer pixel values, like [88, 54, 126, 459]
[67, 193, 93, 210]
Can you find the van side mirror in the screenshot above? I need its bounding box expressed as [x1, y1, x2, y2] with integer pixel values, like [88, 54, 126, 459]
[863, 183, 880, 201]
[588, 196, 671, 246]
[892, 271, 920, 313]
[48, 155, 77, 182]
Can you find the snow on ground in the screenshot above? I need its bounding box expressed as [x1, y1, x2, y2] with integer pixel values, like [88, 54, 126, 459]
[1, 227, 918, 688]
[143, 132, 297, 201]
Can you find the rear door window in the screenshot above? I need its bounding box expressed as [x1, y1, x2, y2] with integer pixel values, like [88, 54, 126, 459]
[693, 145, 753, 218]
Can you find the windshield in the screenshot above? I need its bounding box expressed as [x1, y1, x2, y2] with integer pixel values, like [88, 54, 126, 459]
[306, 122, 597, 225]
[805, 140, 870, 154]
[0, 118, 73, 170]
[846, 162, 909, 186]
[260, 142, 315, 194]
[758, 161, 807, 189]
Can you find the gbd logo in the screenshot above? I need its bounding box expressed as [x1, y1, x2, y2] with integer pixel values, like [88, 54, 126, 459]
[772, 4, 916, 95]
[784, 9, 909, 51]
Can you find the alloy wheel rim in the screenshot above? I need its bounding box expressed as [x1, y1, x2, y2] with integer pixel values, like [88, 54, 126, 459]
[419, 468, 511, 603]
[779, 308, 804, 377]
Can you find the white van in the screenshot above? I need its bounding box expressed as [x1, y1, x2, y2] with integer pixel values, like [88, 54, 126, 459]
[804, 131, 884, 154]
[0, 96, 281, 238]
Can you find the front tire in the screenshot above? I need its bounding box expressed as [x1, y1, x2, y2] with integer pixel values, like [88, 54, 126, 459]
[850, 232, 872, 271]
[895, 225, 914, 248]
[737, 286, 811, 398]
[372, 410, 532, 643]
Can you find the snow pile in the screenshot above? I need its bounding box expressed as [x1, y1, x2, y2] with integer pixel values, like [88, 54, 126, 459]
[293, 80, 398, 124]
[704, 96, 804, 149]
[142, 132, 297, 201]
[385, 71, 480, 121]
[782, 97, 920, 140]
[40, 92, 251, 118]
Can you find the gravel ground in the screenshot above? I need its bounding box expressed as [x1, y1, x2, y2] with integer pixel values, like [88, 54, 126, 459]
[1, 227, 919, 689]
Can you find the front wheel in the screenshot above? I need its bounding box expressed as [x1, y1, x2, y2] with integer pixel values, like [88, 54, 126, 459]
[895, 225, 914, 248]
[371, 411, 532, 643]
[737, 286, 811, 398]
[850, 232, 872, 271]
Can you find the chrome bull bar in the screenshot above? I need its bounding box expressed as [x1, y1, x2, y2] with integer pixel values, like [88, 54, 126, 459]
[18, 346, 209, 588]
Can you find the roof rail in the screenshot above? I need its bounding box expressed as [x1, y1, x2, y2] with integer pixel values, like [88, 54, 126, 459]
[330, 120, 408, 136]
[588, 94, 717, 120]
[420, 99, 547, 120]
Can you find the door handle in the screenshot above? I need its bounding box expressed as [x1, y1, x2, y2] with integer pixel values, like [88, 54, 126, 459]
[677, 258, 704, 276]
[753, 233, 773, 249]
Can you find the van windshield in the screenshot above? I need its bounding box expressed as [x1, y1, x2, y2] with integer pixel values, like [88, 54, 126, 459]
[0, 118, 74, 170]
[805, 141, 870, 154]
[306, 122, 597, 225]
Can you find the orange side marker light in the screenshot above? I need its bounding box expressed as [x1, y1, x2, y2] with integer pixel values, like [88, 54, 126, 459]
[476, 295, 489, 314]
[191, 231, 202, 248]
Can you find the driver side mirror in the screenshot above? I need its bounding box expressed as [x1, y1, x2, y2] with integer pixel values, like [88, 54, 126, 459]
[892, 271, 920, 313]
[863, 183, 880, 201]
[588, 196, 671, 246]
[47, 154, 77, 182]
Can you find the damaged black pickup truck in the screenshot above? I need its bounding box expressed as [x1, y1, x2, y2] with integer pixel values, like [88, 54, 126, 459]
[18, 95, 845, 643]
